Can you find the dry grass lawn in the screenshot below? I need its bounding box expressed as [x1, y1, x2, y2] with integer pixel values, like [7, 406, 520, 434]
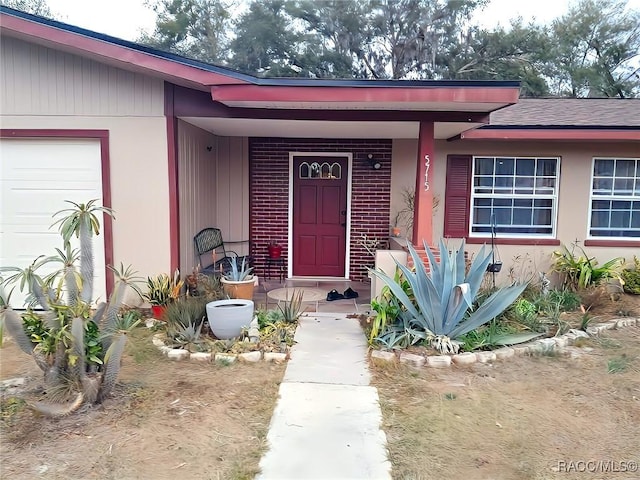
[373, 326, 640, 480]
[0, 328, 285, 480]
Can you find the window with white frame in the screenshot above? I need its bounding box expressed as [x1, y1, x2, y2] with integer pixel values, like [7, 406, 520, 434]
[471, 156, 559, 236]
[589, 157, 640, 238]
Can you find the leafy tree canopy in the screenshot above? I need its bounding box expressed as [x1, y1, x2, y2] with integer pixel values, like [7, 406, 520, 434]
[1, 0, 53, 16]
[141, 0, 640, 97]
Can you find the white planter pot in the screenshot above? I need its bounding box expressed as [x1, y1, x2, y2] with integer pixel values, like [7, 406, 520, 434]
[206, 299, 254, 339]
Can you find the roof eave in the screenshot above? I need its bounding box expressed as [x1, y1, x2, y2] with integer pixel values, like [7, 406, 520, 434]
[210, 84, 520, 113]
[0, 7, 253, 88]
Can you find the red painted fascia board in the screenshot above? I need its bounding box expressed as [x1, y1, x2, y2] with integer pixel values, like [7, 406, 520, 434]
[584, 239, 639, 248]
[165, 84, 180, 273]
[0, 128, 115, 296]
[461, 129, 640, 141]
[1, 13, 249, 87]
[211, 84, 520, 105]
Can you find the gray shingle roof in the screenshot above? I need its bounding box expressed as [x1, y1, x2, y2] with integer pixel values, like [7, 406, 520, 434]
[490, 98, 640, 127]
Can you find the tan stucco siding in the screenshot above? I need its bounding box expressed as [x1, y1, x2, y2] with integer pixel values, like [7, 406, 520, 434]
[177, 120, 249, 275]
[392, 139, 639, 284]
[0, 36, 164, 116]
[390, 139, 418, 237]
[1, 116, 171, 296]
[436, 140, 640, 282]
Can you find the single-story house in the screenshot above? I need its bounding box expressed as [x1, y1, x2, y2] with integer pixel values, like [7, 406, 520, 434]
[1, 6, 638, 305]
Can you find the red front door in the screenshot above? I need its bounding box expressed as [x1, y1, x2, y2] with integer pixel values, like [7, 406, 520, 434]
[292, 156, 348, 277]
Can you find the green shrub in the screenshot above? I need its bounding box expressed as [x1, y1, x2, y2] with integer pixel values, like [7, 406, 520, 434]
[551, 242, 623, 290]
[621, 256, 640, 295]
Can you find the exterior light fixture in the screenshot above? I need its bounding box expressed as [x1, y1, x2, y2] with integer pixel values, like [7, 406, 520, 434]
[367, 153, 382, 170]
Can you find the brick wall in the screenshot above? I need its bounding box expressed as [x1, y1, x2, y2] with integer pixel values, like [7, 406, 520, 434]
[249, 138, 392, 281]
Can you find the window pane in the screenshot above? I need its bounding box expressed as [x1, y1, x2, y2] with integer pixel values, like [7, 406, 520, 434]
[616, 159, 636, 178]
[537, 159, 557, 176]
[533, 209, 552, 225]
[613, 178, 634, 195]
[516, 159, 535, 176]
[513, 208, 532, 225]
[594, 159, 614, 177]
[592, 199, 610, 210]
[473, 207, 491, 225]
[494, 177, 514, 191]
[591, 210, 609, 228]
[474, 176, 493, 188]
[593, 177, 613, 194]
[494, 208, 511, 225]
[493, 198, 512, 207]
[495, 158, 514, 175]
[535, 178, 555, 194]
[610, 210, 630, 228]
[612, 200, 631, 210]
[514, 198, 533, 208]
[514, 177, 534, 191]
[475, 158, 494, 175]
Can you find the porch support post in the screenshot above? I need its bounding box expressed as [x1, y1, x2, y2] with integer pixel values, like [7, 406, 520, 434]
[412, 121, 435, 246]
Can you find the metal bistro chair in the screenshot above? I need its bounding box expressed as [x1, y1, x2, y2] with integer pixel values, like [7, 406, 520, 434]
[193, 227, 252, 277]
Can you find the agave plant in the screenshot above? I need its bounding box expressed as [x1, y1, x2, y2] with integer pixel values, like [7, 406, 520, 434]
[369, 239, 528, 354]
[224, 256, 254, 281]
[277, 289, 304, 322]
[0, 200, 141, 416]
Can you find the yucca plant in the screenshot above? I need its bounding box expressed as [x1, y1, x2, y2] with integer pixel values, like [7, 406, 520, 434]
[0, 200, 141, 416]
[369, 239, 528, 354]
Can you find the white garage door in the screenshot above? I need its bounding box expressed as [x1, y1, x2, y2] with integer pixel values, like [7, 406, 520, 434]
[0, 138, 107, 308]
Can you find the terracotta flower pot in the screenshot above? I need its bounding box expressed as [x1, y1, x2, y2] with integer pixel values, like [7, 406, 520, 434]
[151, 305, 167, 320]
[221, 276, 255, 300]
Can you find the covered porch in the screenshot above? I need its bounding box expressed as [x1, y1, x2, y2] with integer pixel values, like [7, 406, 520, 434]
[168, 80, 520, 281]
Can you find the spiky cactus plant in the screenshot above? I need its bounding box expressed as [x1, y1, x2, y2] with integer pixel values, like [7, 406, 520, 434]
[0, 200, 141, 416]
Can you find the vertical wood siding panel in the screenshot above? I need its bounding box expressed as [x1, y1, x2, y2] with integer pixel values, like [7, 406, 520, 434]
[0, 37, 163, 116]
[177, 120, 219, 275]
[216, 137, 232, 236]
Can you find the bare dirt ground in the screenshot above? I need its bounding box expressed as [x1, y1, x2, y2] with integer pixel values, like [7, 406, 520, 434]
[372, 294, 640, 480]
[0, 328, 285, 480]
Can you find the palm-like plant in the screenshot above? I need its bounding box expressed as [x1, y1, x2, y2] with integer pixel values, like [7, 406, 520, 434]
[0, 200, 140, 416]
[369, 239, 528, 354]
[51, 199, 114, 304]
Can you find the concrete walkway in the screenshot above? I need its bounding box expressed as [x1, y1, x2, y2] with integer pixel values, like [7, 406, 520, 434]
[257, 312, 392, 480]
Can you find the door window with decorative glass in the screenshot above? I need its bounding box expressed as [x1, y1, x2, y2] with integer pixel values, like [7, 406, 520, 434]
[471, 156, 559, 237]
[589, 157, 639, 239]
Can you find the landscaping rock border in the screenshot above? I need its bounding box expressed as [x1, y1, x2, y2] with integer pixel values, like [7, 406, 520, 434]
[151, 333, 289, 363]
[369, 318, 639, 368]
